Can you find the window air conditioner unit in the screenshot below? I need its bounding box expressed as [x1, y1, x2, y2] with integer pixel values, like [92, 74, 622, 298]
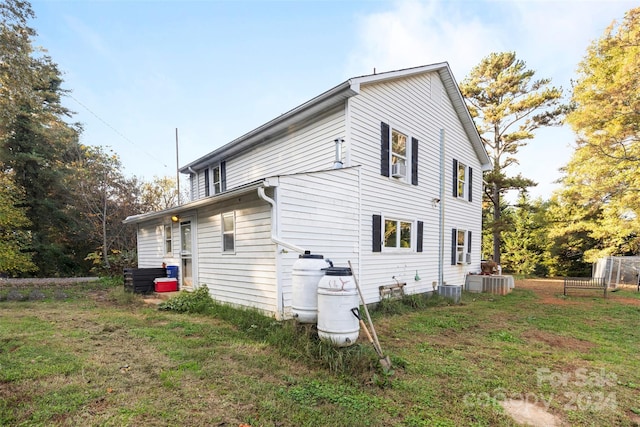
[391, 163, 407, 178]
[465, 253, 472, 264]
[457, 251, 465, 264]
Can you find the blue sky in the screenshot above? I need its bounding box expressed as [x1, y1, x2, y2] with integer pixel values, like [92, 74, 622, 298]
[32, 0, 637, 201]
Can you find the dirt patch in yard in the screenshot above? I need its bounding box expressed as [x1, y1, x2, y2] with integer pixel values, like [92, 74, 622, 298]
[521, 330, 595, 353]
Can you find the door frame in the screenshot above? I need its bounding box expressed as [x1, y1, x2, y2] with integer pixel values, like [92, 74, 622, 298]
[179, 213, 198, 291]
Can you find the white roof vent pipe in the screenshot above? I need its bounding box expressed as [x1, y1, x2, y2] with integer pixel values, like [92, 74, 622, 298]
[333, 138, 344, 169]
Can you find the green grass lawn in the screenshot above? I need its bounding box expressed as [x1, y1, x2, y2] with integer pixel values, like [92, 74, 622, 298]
[1, 279, 639, 426]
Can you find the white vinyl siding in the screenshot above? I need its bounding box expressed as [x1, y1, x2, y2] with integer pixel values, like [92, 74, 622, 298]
[225, 106, 346, 190]
[276, 167, 360, 316]
[190, 173, 197, 201]
[137, 220, 179, 268]
[137, 67, 485, 313]
[349, 71, 482, 301]
[196, 192, 277, 314]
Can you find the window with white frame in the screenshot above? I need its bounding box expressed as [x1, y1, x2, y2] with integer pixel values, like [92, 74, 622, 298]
[457, 229, 466, 257]
[222, 211, 235, 253]
[212, 165, 221, 194]
[391, 129, 407, 177]
[164, 224, 172, 255]
[380, 122, 418, 184]
[457, 161, 466, 199]
[452, 159, 473, 202]
[373, 215, 423, 253]
[451, 228, 472, 265]
[384, 218, 412, 249]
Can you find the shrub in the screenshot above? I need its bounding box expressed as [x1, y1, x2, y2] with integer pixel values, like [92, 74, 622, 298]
[158, 285, 213, 313]
[374, 292, 449, 316]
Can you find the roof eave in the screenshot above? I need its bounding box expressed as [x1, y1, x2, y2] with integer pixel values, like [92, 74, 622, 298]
[179, 81, 359, 173]
[435, 65, 492, 171]
[351, 62, 491, 170]
[123, 180, 265, 224]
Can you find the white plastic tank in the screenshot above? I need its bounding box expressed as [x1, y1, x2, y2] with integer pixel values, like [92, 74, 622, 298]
[292, 251, 331, 323]
[317, 266, 360, 347]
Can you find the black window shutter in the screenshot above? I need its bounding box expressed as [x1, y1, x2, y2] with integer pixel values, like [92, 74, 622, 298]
[468, 167, 473, 202]
[220, 161, 227, 192]
[411, 137, 418, 185]
[452, 159, 458, 197]
[372, 215, 382, 252]
[381, 122, 390, 177]
[451, 228, 457, 265]
[467, 231, 472, 254]
[416, 221, 424, 252]
[204, 169, 210, 197]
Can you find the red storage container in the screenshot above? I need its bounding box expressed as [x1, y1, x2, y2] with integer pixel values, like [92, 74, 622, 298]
[154, 278, 178, 292]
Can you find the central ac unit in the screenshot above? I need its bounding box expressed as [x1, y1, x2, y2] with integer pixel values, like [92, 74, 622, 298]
[391, 163, 407, 178]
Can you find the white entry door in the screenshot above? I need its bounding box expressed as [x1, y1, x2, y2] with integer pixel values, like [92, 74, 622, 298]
[180, 220, 194, 290]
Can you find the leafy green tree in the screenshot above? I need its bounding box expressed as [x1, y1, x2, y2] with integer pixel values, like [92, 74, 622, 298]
[460, 52, 566, 265]
[0, 0, 37, 132]
[0, 69, 82, 276]
[568, 7, 640, 162]
[558, 7, 640, 263]
[544, 195, 597, 277]
[139, 176, 181, 212]
[0, 0, 87, 275]
[68, 145, 142, 273]
[0, 170, 36, 275]
[501, 191, 549, 276]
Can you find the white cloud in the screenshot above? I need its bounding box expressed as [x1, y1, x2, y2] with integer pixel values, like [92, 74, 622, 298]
[346, 0, 504, 78]
[347, 0, 637, 200]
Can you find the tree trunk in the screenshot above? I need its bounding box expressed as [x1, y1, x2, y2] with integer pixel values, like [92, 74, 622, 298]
[102, 194, 110, 270]
[492, 182, 501, 265]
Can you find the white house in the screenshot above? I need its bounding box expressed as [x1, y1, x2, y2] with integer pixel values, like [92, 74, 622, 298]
[124, 63, 492, 318]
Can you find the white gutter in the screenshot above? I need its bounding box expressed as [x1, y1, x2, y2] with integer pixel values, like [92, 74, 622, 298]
[257, 185, 306, 254]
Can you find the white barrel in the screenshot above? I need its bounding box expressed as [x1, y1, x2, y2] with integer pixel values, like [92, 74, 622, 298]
[317, 266, 355, 291]
[317, 267, 359, 347]
[291, 252, 330, 323]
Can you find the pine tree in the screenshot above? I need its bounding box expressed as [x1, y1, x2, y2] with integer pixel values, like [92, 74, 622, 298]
[460, 52, 566, 265]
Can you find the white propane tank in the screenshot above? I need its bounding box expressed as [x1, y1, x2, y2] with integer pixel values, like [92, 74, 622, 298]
[317, 266, 360, 347]
[291, 252, 331, 323]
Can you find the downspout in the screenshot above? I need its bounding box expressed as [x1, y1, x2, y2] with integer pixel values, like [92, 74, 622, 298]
[257, 185, 306, 254]
[258, 183, 305, 320]
[438, 129, 446, 288]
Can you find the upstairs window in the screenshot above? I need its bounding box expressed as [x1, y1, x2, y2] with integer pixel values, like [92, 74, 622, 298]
[391, 129, 407, 178]
[212, 165, 221, 194]
[457, 161, 466, 199]
[380, 122, 419, 185]
[452, 159, 473, 202]
[222, 211, 235, 253]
